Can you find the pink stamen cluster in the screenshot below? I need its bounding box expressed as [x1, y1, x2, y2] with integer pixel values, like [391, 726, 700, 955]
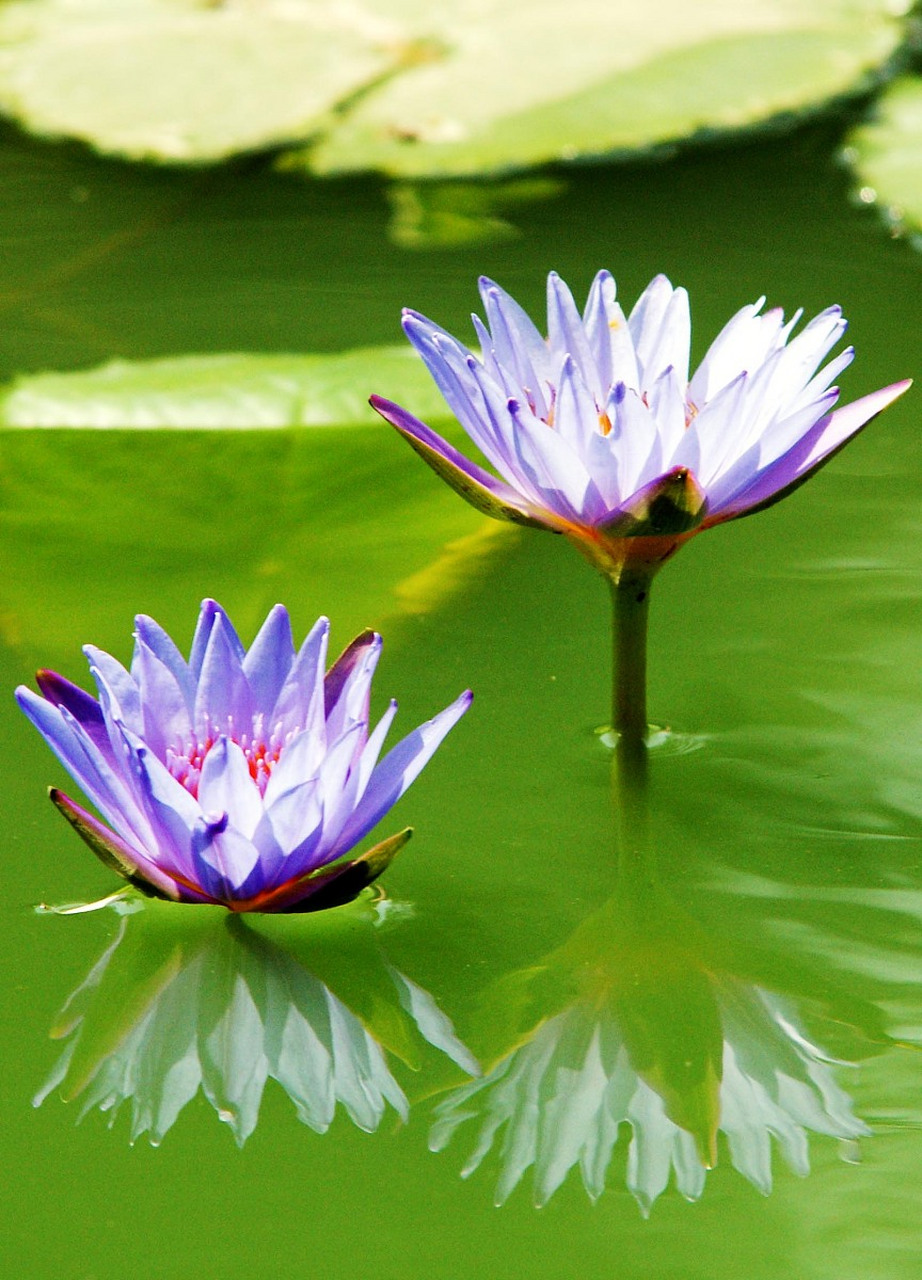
[165, 716, 293, 799]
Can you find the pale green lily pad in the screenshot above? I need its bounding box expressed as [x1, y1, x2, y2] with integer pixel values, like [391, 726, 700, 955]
[0, 348, 450, 429]
[0, 0, 413, 163]
[302, 0, 906, 179]
[843, 74, 922, 237]
[0, 0, 905, 176]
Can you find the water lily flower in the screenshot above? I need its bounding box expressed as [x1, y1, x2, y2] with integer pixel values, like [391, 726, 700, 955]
[16, 600, 472, 912]
[372, 271, 910, 741]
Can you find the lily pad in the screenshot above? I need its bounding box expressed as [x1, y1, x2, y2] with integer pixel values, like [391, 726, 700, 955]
[297, 0, 906, 178]
[842, 73, 922, 238]
[0, 348, 450, 429]
[0, 425, 497, 665]
[0, 0, 408, 163]
[0, 0, 905, 176]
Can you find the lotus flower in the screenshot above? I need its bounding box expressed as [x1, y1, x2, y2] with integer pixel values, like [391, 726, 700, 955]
[16, 600, 471, 912]
[372, 270, 910, 576]
[372, 271, 909, 738]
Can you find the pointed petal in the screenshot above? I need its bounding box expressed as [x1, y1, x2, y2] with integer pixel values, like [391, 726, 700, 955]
[353, 699, 399, 804]
[402, 312, 521, 471]
[35, 670, 110, 754]
[272, 615, 329, 740]
[261, 724, 325, 807]
[84, 647, 143, 736]
[324, 630, 381, 741]
[546, 271, 595, 384]
[646, 365, 687, 459]
[256, 776, 323, 875]
[687, 298, 774, 405]
[48, 788, 180, 900]
[333, 690, 472, 852]
[478, 276, 554, 407]
[707, 380, 911, 521]
[506, 398, 601, 522]
[194, 611, 254, 735]
[553, 354, 601, 454]
[582, 269, 639, 395]
[635, 285, 691, 389]
[676, 369, 751, 484]
[133, 614, 194, 709]
[16, 687, 149, 843]
[605, 382, 661, 497]
[191, 813, 261, 901]
[627, 275, 679, 381]
[131, 635, 193, 760]
[130, 742, 202, 884]
[197, 737, 264, 840]
[242, 604, 296, 716]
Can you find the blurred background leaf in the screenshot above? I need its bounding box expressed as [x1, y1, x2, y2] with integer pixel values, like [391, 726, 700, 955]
[0, 348, 450, 428]
[0, 0, 906, 179]
[843, 70, 922, 241]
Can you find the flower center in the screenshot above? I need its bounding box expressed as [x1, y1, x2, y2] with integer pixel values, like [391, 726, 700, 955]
[166, 716, 289, 799]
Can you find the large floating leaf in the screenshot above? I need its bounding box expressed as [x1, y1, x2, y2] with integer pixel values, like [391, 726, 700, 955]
[843, 73, 922, 239]
[0, 0, 408, 163]
[305, 0, 906, 179]
[0, 349, 449, 429]
[0, 0, 905, 177]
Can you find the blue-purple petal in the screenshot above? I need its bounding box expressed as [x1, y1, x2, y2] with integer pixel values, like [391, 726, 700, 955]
[194, 610, 254, 735]
[242, 604, 296, 716]
[333, 690, 473, 854]
[133, 613, 194, 709]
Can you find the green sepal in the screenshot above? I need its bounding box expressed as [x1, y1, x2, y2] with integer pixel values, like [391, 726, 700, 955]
[601, 467, 708, 538]
[280, 827, 414, 914]
[49, 788, 175, 900]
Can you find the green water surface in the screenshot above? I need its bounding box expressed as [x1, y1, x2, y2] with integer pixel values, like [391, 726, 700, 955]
[1, 118, 922, 1279]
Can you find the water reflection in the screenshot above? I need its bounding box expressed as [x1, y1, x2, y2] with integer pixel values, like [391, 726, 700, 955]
[35, 897, 478, 1145]
[429, 880, 871, 1214]
[429, 741, 883, 1213]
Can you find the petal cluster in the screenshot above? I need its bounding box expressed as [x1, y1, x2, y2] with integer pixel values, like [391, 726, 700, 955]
[17, 600, 471, 911]
[372, 271, 909, 554]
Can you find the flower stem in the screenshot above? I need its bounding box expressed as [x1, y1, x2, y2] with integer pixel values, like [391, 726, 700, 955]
[607, 569, 653, 752]
[605, 569, 655, 878]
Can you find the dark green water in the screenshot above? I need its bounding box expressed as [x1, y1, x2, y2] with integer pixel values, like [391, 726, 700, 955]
[2, 118, 922, 1278]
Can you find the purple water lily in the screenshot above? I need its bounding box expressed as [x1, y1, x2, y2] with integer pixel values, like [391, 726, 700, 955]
[372, 270, 909, 570]
[372, 271, 909, 742]
[17, 600, 472, 912]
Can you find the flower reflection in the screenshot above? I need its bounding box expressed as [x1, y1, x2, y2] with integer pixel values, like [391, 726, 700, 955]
[429, 883, 871, 1213]
[35, 899, 478, 1145]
